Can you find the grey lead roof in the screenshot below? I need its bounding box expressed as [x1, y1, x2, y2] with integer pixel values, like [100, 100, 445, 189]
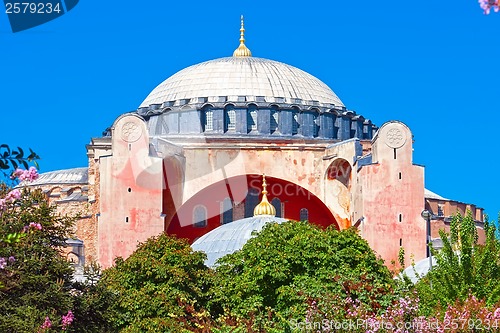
[400, 255, 437, 284]
[191, 215, 289, 267]
[140, 57, 344, 108]
[424, 188, 449, 201]
[23, 167, 88, 186]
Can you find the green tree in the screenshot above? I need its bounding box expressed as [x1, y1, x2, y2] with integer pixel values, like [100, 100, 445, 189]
[416, 212, 500, 315]
[100, 234, 214, 333]
[70, 262, 118, 333]
[211, 221, 395, 329]
[0, 188, 76, 332]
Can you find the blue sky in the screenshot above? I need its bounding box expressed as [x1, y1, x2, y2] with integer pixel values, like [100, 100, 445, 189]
[1, 1, 499, 217]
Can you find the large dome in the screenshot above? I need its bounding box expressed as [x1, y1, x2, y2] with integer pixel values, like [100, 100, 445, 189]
[140, 57, 344, 108]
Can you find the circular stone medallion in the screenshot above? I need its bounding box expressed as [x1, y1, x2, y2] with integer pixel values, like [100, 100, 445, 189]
[121, 122, 142, 143]
[385, 127, 406, 149]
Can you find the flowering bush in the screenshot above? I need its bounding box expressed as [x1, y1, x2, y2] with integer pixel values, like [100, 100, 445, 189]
[38, 311, 74, 333]
[479, 0, 500, 14]
[0, 168, 40, 276]
[0, 167, 76, 332]
[12, 166, 40, 182]
[304, 292, 500, 333]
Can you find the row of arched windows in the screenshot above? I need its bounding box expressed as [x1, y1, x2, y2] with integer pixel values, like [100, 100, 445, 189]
[202, 105, 324, 137]
[191, 196, 309, 228]
[149, 105, 374, 140]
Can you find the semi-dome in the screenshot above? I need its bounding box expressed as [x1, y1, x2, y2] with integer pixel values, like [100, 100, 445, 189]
[191, 215, 289, 267]
[139, 57, 344, 109]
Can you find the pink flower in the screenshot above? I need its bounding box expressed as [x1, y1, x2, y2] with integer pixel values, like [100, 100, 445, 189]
[40, 316, 52, 330]
[11, 168, 24, 179]
[0, 257, 6, 269]
[61, 310, 74, 330]
[0, 198, 6, 210]
[13, 167, 39, 182]
[479, 0, 500, 14]
[494, 307, 500, 319]
[26, 166, 39, 181]
[5, 189, 21, 202]
[28, 222, 42, 231]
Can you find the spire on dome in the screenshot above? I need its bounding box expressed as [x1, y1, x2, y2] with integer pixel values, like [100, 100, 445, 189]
[253, 174, 276, 217]
[233, 15, 252, 57]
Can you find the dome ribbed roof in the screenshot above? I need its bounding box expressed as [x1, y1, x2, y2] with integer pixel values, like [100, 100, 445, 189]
[191, 215, 289, 267]
[140, 57, 344, 108]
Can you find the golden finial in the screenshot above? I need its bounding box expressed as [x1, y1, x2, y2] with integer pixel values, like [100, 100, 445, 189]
[253, 174, 276, 216]
[233, 15, 252, 57]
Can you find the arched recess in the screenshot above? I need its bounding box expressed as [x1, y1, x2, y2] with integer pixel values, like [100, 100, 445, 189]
[202, 104, 214, 132]
[270, 105, 280, 134]
[244, 188, 259, 218]
[48, 186, 62, 198]
[193, 205, 207, 228]
[166, 174, 339, 243]
[224, 104, 236, 132]
[221, 197, 233, 224]
[247, 103, 258, 133]
[300, 208, 309, 221]
[67, 252, 81, 266]
[325, 158, 352, 227]
[310, 108, 320, 138]
[292, 107, 301, 135]
[271, 197, 282, 217]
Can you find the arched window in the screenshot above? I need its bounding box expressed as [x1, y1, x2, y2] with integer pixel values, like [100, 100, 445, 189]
[204, 106, 213, 131]
[270, 106, 279, 134]
[67, 252, 80, 266]
[221, 197, 233, 224]
[193, 205, 207, 228]
[313, 111, 320, 137]
[271, 198, 282, 218]
[300, 208, 309, 221]
[244, 188, 260, 218]
[247, 105, 257, 132]
[292, 111, 300, 135]
[49, 187, 62, 198]
[225, 105, 236, 132]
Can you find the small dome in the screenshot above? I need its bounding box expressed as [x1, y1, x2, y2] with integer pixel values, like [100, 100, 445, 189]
[253, 175, 276, 216]
[232, 15, 252, 58]
[191, 215, 289, 267]
[139, 57, 344, 108]
[233, 44, 252, 58]
[253, 199, 275, 216]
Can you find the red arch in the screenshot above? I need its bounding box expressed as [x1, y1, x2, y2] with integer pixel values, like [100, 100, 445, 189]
[166, 174, 339, 243]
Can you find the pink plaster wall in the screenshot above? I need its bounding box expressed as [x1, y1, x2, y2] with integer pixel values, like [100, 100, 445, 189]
[98, 115, 165, 268]
[358, 122, 426, 268]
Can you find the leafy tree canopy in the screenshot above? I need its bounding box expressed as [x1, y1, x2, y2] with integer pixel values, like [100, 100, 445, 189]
[100, 234, 214, 332]
[211, 221, 395, 327]
[416, 212, 500, 314]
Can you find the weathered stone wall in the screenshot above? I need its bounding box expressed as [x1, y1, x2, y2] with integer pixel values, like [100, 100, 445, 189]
[427, 198, 486, 244]
[82, 115, 483, 271]
[97, 114, 165, 268]
[357, 121, 426, 268]
[30, 184, 93, 265]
